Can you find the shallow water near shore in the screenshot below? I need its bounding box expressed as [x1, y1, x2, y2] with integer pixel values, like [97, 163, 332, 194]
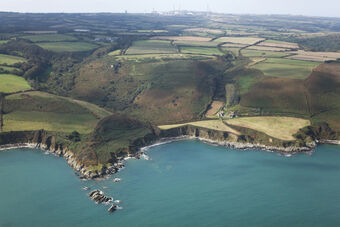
[1, 140, 340, 227]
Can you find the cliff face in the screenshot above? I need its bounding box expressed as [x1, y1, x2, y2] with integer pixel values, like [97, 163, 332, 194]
[0, 94, 4, 132]
[0, 123, 321, 179]
[159, 126, 237, 142]
[158, 125, 316, 152]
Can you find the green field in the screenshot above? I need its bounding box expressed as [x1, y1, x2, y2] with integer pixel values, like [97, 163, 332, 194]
[226, 116, 310, 140]
[21, 34, 78, 42]
[0, 74, 31, 93]
[236, 69, 263, 95]
[108, 49, 121, 56]
[180, 46, 224, 55]
[37, 42, 98, 52]
[214, 37, 264, 45]
[159, 120, 240, 134]
[241, 49, 290, 58]
[0, 65, 20, 72]
[251, 58, 320, 79]
[174, 40, 217, 47]
[2, 111, 97, 134]
[126, 40, 178, 55]
[3, 91, 111, 134]
[0, 54, 26, 65]
[0, 40, 8, 45]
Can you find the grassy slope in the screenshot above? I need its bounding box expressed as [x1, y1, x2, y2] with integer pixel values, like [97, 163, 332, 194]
[251, 58, 320, 79]
[71, 55, 224, 124]
[74, 114, 154, 166]
[305, 63, 340, 132]
[226, 116, 310, 140]
[3, 111, 96, 134]
[0, 54, 26, 65]
[3, 91, 109, 134]
[0, 74, 31, 93]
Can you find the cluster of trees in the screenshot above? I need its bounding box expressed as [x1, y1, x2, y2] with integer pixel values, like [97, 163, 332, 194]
[296, 35, 340, 52]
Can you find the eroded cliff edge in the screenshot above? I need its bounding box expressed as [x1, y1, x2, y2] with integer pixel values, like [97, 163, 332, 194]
[0, 117, 338, 179]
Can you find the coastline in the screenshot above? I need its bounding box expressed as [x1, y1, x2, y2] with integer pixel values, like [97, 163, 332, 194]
[1, 135, 339, 180]
[140, 135, 317, 155]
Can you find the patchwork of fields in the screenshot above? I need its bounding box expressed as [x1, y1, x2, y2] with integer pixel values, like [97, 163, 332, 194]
[0, 12, 339, 155]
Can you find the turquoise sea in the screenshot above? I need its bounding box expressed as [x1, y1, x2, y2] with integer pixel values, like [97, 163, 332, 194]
[1, 140, 340, 227]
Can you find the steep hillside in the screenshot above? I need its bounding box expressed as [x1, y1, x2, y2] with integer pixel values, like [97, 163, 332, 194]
[70, 56, 227, 124]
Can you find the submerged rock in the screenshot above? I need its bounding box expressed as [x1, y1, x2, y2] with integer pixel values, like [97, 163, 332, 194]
[108, 204, 117, 212]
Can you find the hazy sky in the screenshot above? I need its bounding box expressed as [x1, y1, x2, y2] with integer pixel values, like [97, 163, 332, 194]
[1, 0, 340, 18]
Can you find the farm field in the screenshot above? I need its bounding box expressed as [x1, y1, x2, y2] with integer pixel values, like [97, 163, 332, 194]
[222, 43, 247, 48]
[183, 28, 224, 34]
[246, 45, 289, 52]
[179, 46, 224, 55]
[251, 58, 320, 79]
[174, 40, 217, 47]
[225, 116, 310, 140]
[214, 37, 264, 45]
[37, 42, 98, 52]
[8, 91, 112, 119]
[21, 34, 78, 42]
[108, 49, 121, 56]
[2, 111, 97, 133]
[152, 36, 212, 42]
[287, 50, 340, 62]
[0, 40, 8, 45]
[0, 65, 20, 71]
[2, 91, 111, 133]
[259, 40, 299, 49]
[0, 54, 26, 65]
[126, 40, 178, 55]
[0, 74, 31, 93]
[158, 120, 240, 134]
[241, 49, 290, 58]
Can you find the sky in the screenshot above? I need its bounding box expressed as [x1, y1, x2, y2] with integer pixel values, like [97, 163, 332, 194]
[1, 0, 340, 18]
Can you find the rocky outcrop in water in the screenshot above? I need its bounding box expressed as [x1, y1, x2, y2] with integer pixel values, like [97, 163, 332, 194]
[88, 190, 112, 204]
[108, 204, 117, 212]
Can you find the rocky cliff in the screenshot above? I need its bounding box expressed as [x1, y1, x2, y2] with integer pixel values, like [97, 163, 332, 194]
[0, 123, 326, 179]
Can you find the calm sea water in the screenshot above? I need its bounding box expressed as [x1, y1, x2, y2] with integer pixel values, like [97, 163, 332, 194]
[1, 140, 340, 227]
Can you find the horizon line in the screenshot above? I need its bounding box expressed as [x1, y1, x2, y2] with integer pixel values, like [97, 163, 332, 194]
[0, 10, 339, 20]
